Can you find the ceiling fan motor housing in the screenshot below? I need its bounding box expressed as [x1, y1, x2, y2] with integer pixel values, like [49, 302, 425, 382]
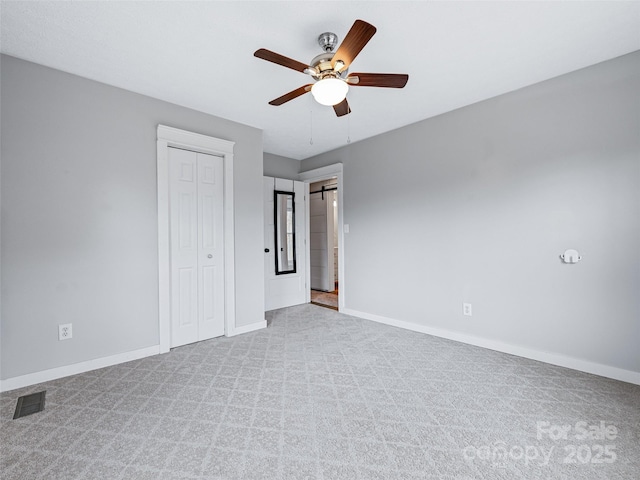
[310, 52, 349, 79]
[310, 53, 334, 74]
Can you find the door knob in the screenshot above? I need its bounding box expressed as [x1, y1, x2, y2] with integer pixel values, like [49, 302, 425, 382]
[207, 254, 213, 259]
[264, 248, 270, 253]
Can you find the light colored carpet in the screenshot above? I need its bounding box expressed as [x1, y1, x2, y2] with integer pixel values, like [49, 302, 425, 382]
[1, 304, 639, 479]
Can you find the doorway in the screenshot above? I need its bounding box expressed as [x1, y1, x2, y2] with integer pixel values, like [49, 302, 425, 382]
[299, 163, 345, 311]
[309, 178, 339, 310]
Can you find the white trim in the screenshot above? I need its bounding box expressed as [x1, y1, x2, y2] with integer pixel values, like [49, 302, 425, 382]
[299, 164, 343, 182]
[230, 320, 267, 336]
[0, 346, 160, 393]
[305, 182, 311, 304]
[298, 163, 345, 311]
[157, 125, 236, 352]
[342, 308, 640, 386]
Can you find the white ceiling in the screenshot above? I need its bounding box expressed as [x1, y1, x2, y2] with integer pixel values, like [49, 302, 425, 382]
[1, 1, 639, 160]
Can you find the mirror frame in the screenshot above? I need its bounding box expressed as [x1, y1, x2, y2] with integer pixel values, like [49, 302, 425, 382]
[274, 190, 297, 275]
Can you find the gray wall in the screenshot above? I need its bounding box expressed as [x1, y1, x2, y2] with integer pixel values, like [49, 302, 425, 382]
[264, 152, 300, 180]
[301, 52, 640, 373]
[1, 55, 265, 380]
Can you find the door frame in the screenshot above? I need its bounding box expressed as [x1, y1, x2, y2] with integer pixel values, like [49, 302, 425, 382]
[157, 125, 236, 353]
[299, 163, 344, 311]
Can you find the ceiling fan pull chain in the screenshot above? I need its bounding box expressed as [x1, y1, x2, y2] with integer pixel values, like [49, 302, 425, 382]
[309, 110, 314, 145]
[347, 115, 351, 144]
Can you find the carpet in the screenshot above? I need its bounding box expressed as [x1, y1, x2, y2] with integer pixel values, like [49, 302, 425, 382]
[1, 304, 638, 479]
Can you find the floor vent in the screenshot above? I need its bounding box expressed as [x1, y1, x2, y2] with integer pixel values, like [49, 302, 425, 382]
[13, 391, 46, 419]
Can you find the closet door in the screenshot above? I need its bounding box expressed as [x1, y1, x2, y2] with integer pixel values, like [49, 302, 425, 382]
[197, 152, 225, 340]
[169, 147, 224, 347]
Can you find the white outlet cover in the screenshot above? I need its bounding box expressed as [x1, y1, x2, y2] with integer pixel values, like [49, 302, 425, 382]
[59, 323, 73, 340]
[463, 303, 473, 316]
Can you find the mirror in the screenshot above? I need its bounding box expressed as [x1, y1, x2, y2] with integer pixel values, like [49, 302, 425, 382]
[274, 190, 296, 275]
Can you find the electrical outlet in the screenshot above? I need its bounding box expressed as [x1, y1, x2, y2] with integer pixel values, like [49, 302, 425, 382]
[59, 323, 72, 340]
[463, 303, 473, 317]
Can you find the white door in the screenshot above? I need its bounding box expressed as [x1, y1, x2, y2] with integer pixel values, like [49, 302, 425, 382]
[310, 189, 335, 291]
[169, 147, 225, 347]
[264, 177, 306, 310]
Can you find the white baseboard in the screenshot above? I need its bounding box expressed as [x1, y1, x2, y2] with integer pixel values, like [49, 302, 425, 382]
[0, 345, 160, 393]
[230, 320, 267, 336]
[1, 320, 268, 393]
[342, 308, 640, 386]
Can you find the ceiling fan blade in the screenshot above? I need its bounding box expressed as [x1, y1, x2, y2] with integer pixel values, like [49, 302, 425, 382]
[347, 73, 409, 88]
[333, 98, 351, 117]
[268, 85, 312, 106]
[254, 48, 309, 73]
[331, 20, 377, 72]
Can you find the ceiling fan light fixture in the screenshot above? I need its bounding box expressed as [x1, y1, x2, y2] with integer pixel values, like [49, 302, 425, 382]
[311, 78, 349, 106]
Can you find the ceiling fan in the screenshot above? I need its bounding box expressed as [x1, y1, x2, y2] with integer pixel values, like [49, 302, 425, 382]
[254, 19, 409, 117]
